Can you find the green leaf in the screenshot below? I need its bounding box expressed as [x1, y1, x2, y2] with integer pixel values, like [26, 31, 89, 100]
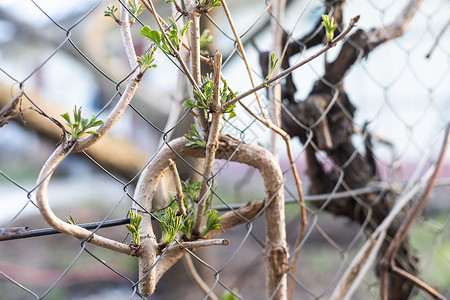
[140, 26, 162, 45]
[184, 124, 206, 148]
[266, 52, 279, 80]
[181, 217, 194, 240]
[182, 179, 201, 201]
[80, 117, 88, 129]
[182, 98, 197, 110]
[179, 20, 193, 42]
[220, 290, 240, 300]
[321, 14, 337, 42]
[201, 209, 222, 237]
[137, 46, 158, 73]
[129, 0, 144, 19]
[157, 207, 183, 244]
[104, 5, 118, 21]
[66, 214, 76, 225]
[127, 209, 142, 246]
[61, 112, 71, 124]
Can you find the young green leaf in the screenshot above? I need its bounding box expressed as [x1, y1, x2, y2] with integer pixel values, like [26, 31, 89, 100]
[266, 52, 279, 81]
[181, 216, 194, 240]
[321, 14, 337, 42]
[129, 0, 144, 20]
[197, 0, 221, 11]
[66, 214, 76, 225]
[220, 290, 240, 300]
[182, 179, 201, 201]
[201, 209, 222, 237]
[184, 124, 206, 148]
[61, 106, 103, 140]
[127, 209, 142, 246]
[137, 45, 157, 73]
[182, 98, 197, 110]
[157, 207, 183, 244]
[104, 5, 118, 22]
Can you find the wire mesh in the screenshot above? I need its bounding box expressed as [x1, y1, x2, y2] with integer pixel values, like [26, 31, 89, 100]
[0, 0, 449, 299]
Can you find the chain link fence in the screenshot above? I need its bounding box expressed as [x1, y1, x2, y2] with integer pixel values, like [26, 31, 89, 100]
[0, 0, 449, 299]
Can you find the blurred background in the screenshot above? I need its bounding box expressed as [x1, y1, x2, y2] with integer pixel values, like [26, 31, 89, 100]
[0, 0, 449, 299]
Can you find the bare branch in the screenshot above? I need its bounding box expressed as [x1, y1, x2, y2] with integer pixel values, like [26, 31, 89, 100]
[391, 265, 446, 300]
[119, 2, 139, 69]
[193, 51, 223, 235]
[134, 135, 284, 296]
[0, 88, 24, 128]
[168, 158, 187, 216]
[187, 8, 208, 131]
[172, 238, 230, 250]
[35, 142, 138, 256]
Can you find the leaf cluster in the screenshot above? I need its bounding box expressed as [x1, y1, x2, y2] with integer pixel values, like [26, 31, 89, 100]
[139, 18, 192, 55]
[202, 206, 222, 237]
[61, 106, 103, 140]
[137, 45, 157, 73]
[104, 5, 118, 22]
[182, 78, 237, 120]
[157, 207, 183, 244]
[321, 14, 337, 42]
[126, 209, 142, 246]
[104, 1, 144, 24]
[184, 124, 206, 148]
[182, 179, 201, 201]
[156, 180, 222, 242]
[129, 0, 144, 21]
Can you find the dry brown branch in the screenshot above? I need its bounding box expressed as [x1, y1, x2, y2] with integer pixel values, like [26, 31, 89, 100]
[172, 238, 230, 250]
[379, 123, 450, 300]
[133, 135, 285, 297]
